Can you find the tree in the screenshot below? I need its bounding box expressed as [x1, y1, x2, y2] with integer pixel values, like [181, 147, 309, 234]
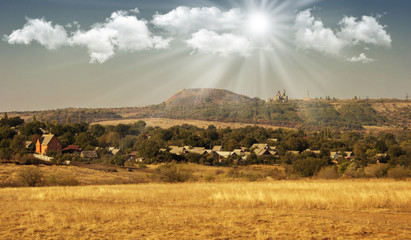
[90, 124, 105, 137]
[18, 166, 44, 187]
[10, 134, 26, 154]
[74, 132, 97, 149]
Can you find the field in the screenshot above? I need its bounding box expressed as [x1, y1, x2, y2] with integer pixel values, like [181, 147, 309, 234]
[93, 117, 288, 129]
[1, 180, 410, 239]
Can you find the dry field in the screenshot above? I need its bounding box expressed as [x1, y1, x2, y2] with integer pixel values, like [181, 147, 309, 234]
[0, 180, 410, 239]
[93, 117, 287, 129]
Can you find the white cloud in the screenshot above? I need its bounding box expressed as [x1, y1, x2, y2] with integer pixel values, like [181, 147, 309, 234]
[294, 9, 391, 62]
[347, 53, 374, 63]
[129, 8, 140, 14]
[4, 18, 68, 50]
[338, 16, 391, 47]
[186, 29, 253, 57]
[294, 9, 346, 56]
[70, 11, 171, 63]
[152, 6, 243, 34]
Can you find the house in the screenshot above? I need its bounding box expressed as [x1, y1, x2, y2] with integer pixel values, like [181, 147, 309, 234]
[330, 152, 340, 159]
[215, 151, 232, 159]
[251, 144, 275, 156]
[107, 147, 121, 155]
[62, 145, 82, 154]
[212, 145, 223, 151]
[36, 134, 62, 155]
[169, 146, 188, 155]
[81, 151, 98, 159]
[345, 151, 355, 159]
[288, 151, 300, 155]
[187, 147, 208, 155]
[129, 151, 138, 160]
[25, 141, 35, 151]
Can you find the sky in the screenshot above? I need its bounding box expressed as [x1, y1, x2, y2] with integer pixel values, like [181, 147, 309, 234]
[0, 0, 410, 112]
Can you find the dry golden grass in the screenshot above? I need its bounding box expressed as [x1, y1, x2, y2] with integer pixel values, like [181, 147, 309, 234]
[0, 180, 410, 239]
[93, 117, 288, 129]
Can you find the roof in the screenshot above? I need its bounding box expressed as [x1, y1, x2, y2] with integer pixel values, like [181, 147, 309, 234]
[212, 146, 223, 151]
[38, 134, 56, 146]
[170, 147, 187, 155]
[81, 151, 98, 158]
[63, 145, 82, 151]
[216, 151, 232, 157]
[129, 151, 138, 156]
[25, 141, 34, 148]
[188, 148, 207, 155]
[251, 143, 269, 150]
[232, 149, 245, 155]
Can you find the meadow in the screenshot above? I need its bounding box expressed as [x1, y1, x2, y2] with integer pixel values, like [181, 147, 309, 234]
[0, 180, 410, 239]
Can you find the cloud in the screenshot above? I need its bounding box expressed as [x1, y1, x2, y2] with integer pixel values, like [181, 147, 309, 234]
[338, 16, 391, 47]
[295, 9, 345, 55]
[152, 6, 243, 34]
[186, 29, 252, 57]
[4, 18, 68, 50]
[347, 53, 374, 63]
[70, 11, 171, 63]
[129, 8, 140, 14]
[294, 9, 392, 62]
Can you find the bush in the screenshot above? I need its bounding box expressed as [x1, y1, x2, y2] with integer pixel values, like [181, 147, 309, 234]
[264, 168, 287, 180]
[46, 173, 80, 186]
[387, 166, 411, 180]
[20, 154, 40, 165]
[293, 158, 328, 177]
[316, 166, 341, 179]
[18, 166, 44, 187]
[204, 174, 215, 182]
[343, 163, 366, 178]
[363, 165, 389, 178]
[151, 163, 193, 183]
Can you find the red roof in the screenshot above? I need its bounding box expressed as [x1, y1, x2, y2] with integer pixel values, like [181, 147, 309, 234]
[63, 145, 82, 151]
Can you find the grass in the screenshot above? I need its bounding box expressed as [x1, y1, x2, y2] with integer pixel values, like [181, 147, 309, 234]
[93, 117, 288, 129]
[0, 180, 410, 239]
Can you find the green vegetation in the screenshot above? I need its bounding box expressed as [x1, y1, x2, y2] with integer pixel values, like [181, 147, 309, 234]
[1, 112, 410, 180]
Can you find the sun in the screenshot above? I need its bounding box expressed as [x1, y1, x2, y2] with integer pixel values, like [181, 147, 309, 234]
[245, 12, 271, 37]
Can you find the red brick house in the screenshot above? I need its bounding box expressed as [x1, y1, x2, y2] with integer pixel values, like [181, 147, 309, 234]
[36, 134, 62, 155]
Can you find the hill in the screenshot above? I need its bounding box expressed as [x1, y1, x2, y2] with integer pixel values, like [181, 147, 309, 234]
[6, 88, 411, 130]
[164, 88, 253, 106]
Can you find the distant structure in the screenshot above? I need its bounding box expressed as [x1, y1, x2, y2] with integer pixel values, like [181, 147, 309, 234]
[266, 90, 289, 103]
[406, 93, 409, 101]
[273, 90, 289, 102]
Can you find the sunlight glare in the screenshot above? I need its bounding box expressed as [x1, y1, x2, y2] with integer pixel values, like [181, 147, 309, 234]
[246, 12, 271, 37]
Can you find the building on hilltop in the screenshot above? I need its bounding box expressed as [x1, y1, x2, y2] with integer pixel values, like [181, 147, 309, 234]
[266, 89, 289, 103]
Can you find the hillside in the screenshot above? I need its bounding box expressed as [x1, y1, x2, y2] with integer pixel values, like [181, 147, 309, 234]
[164, 88, 253, 106]
[6, 88, 411, 130]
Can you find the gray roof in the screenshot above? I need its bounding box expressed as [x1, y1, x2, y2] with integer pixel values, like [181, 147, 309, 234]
[39, 134, 56, 146]
[81, 151, 98, 158]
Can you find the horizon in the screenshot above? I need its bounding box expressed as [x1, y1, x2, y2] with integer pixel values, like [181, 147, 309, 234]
[1, 0, 411, 112]
[3, 87, 409, 113]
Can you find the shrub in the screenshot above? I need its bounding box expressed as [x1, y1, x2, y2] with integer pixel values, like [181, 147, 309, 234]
[264, 168, 287, 180]
[151, 163, 193, 183]
[204, 174, 215, 182]
[363, 164, 389, 178]
[20, 154, 40, 165]
[344, 163, 366, 178]
[46, 173, 80, 186]
[18, 166, 44, 187]
[316, 166, 341, 179]
[293, 158, 328, 177]
[387, 166, 411, 180]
